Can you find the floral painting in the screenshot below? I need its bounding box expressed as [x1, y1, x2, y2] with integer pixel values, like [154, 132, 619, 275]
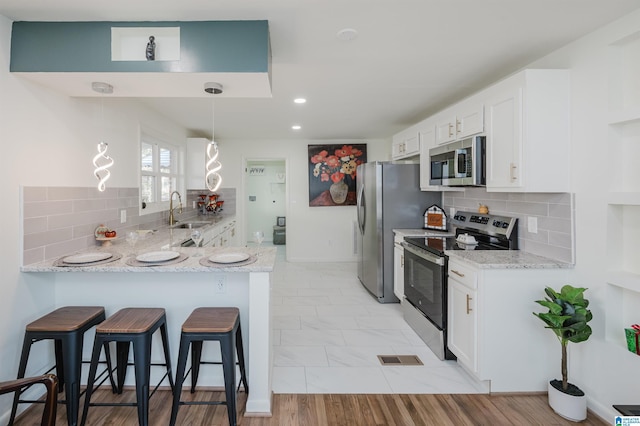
[308, 144, 367, 206]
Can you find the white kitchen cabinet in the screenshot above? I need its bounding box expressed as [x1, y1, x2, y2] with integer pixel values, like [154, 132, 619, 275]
[483, 69, 570, 192]
[186, 138, 209, 189]
[392, 127, 420, 160]
[227, 221, 238, 246]
[419, 123, 436, 191]
[393, 237, 405, 300]
[447, 259, 478, 373]
[446, 255, 568, 392]
[435, 99, 484, 145]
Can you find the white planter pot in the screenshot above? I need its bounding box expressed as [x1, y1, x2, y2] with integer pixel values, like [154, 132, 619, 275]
[548, 381, 587, 422]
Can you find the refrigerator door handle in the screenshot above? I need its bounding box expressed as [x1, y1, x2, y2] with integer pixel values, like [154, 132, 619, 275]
[357, 183, 366, 233]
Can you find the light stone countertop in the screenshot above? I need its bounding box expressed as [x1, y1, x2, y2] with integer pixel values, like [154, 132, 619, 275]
[21, 215, 276, 273]
[394, 228, 572, 269]
[446, 249, 574, 269]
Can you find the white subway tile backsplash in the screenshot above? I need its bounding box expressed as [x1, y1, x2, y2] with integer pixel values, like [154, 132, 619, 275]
[23, 247, 45, 265]
[537, 216, 572, 233]
[72, 199, 107, 213]
[548, 203, 571, 218]
[44, 238, 91, 260]
[549, 231, 572, 249]
[505, 201, 549, 216]
[444, 188, 575, 263]
[523, 240, 572, 264]
[22, 187, 48, 202]
[48, 187, 90, 201]
[24, 228, 73, 250]
[23, 200, 72, 218]
[524, 192, 572, 204]
[23, 217, 48, 235]
[22, 186, 237, 266]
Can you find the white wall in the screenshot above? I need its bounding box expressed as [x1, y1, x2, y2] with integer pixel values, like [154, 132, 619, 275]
[218, 138, 390, 262]
[524, 10, 640, 419]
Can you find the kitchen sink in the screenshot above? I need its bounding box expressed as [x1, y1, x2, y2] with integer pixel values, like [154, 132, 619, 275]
[171, 222, 210, 229]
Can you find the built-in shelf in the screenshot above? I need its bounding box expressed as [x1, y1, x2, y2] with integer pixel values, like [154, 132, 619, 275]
[608, 30, 640, 113]
[605, 281, 640, 352]
[608, 192, 640, 205]
[605, 30, 640, 356]
[111, 27, 180, 61]
[608, 107, 640, 125]
[607, 270, 640, 292]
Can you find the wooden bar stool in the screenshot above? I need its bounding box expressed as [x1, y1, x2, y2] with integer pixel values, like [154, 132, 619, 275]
[80, 308, 174, 426]
[10, 306, 108, 426]
[169, 307, 248, 426]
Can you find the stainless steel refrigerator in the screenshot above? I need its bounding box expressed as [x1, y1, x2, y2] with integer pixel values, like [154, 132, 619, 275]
[356, 162, 442, 303]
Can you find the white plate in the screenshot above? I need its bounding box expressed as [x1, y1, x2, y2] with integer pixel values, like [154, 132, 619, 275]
[136, 251, 180, 263]
[209, 252, 250, 264]
[63, 252, 113, 264]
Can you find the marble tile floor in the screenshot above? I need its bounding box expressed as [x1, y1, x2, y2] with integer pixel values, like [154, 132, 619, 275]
[268, 245, 489, 395]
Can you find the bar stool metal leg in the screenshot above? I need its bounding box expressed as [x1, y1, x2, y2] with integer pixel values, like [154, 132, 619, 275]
[220, 332, 238, 426]
[169, 308, 248, 426]
[10, 306, 107, 426]
[81, 308, 171, 426]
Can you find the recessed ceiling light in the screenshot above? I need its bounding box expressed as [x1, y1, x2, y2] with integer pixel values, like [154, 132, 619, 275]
[291, 125, 302, 130]
[294, 98, 307, 104]
[337, 28, 358, 41]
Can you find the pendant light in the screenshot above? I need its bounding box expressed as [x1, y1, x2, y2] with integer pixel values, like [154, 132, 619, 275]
[204, 82, 223, 192]
[91, 82, 114, 192]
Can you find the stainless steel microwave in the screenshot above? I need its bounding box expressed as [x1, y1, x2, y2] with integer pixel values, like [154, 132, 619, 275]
[429, 136, 486, 186]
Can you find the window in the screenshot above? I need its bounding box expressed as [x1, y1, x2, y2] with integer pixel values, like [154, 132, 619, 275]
[140, 133, 183, 213]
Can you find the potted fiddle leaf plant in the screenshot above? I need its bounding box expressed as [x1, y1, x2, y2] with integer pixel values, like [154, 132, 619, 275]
[533, 285, 593, 422]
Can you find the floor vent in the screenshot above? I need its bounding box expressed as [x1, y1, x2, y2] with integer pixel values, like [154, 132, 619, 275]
[377, 355, 423, 366]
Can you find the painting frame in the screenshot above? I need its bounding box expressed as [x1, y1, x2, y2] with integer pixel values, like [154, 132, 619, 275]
[308, 143, 367, 207]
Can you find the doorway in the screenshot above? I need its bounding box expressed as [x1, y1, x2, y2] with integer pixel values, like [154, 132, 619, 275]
[244, 158, 287, 248]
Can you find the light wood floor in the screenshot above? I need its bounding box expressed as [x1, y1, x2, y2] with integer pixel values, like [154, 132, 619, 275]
[13, 389, 608, 425]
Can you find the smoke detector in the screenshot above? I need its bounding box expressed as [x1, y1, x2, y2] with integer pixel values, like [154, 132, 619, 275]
[336, 28, 358, 41]
[204, 82, 223, 95]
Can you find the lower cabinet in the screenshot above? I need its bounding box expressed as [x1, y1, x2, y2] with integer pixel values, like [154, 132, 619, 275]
[447, 257, 570, 392]
[203, 219, 237, 248]
[393, 241, 405, 300]
[447, 262, 478, 373]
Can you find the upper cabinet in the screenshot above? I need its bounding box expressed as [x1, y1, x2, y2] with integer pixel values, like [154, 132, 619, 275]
[186, 138, 209, 190]
[391, 126, 420, 160]
[435, 98, 484, 145]
[484, 69, 570, 192]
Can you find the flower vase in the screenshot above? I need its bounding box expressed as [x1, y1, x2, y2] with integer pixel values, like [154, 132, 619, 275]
[329, 181, 348, 204]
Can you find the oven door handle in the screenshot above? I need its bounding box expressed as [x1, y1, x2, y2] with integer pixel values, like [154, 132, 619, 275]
[401, 243, 445, 266]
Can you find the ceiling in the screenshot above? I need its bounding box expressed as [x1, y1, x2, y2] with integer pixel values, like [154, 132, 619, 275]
[2, 0, 639, 141]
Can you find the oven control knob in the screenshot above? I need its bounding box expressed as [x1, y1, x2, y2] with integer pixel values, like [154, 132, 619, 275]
[493, 220, 501, 227]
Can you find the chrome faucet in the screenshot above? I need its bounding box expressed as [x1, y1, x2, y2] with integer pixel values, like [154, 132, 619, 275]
[169, 191, 183, 226]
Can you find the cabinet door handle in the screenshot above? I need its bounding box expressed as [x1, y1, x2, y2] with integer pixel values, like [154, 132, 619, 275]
[401, 254, 404, 268]
[456, 119, 461, 134]
[448, 123, 454, 138]
[510, 163, 518, 181]
[451, 269, 465, 277]
[466, 294, 473, 314]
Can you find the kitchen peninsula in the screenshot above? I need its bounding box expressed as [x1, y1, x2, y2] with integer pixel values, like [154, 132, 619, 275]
[21, 227, 276, 416]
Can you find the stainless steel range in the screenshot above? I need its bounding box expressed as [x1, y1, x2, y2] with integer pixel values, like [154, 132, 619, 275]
[401, 211, 518, 360]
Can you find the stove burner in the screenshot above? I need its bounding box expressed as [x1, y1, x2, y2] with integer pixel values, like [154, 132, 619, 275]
[406, 210, 518, 255]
